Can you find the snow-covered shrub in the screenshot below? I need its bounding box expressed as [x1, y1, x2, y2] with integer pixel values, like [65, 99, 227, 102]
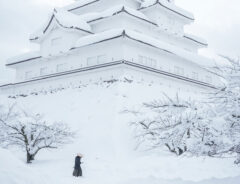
[206, 57, 240, 164]
[0, 104, 75, 163]
[130, 94, 214, 155]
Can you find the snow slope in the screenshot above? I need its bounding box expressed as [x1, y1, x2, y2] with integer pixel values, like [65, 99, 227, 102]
[0, 148, 50, 184]
[0, 79, 239, 184]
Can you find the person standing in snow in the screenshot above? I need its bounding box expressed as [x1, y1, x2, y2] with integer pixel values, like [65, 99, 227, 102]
[73, 153, 83, 177]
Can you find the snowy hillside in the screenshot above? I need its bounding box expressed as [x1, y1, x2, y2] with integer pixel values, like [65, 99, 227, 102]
[0, 79, 240, 184]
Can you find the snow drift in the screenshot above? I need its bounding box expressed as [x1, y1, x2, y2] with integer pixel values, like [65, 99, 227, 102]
[0, 80, 239, 184]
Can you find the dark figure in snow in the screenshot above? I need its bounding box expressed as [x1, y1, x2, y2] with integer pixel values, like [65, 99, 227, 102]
[73, 153, 83, 177]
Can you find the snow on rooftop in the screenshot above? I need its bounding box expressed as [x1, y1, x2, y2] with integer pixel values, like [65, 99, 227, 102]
[184, 33, 208, 46]
[6, 51, 41, 65]
[53, 8, 91, 32]
[74, 29, 123, 48]
[80, 5, 151, 23]
[65, 0, 99, 11]
[30, 8, 91, 42]
[74, 29, 213, 67]
[140, 0, 194, 20]
[9, 28, 212, 67]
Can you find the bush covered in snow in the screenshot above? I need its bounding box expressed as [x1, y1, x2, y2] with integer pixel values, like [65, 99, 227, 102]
[129, 94, 216, 156]
[129, 57, 240, 164]
[206, 57, 240, 164]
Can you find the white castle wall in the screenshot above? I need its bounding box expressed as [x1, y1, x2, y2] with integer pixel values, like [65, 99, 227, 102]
[1, 36, 216, 96]
[122, 38, 212, 83]
[14, 36, 214, 86]
[2, 0, 213, 98]
[40, 26, 88, 57]
[88, 14, 200, 53]
[1, 65, 210, 98]
[15, 38, 123, 81]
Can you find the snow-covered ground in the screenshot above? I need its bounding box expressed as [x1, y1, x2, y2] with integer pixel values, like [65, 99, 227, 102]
[0, 80, 239, 184]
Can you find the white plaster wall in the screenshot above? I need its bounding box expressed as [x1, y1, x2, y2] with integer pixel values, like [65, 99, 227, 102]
[16, 38, 124, 81]
[122, 38, 218, 85]
[40, 26, 86, 57]
[6, 36, 218, 93]
[90, 13, 199, 53]
[0, 66, 125, 96]
[12, 35, 216, 86]
[0, 65, 211, 98]
[141, 5, 190, 30]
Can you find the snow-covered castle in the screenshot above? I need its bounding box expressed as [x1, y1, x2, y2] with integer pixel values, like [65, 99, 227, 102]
[0, 0, 217, 96]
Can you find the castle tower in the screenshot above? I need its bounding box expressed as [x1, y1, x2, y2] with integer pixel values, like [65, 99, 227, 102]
[1, 0, 216, 96]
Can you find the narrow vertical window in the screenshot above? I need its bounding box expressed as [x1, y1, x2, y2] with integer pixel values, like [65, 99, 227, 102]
[40, 67, 48, 76]
[192, 72, 198, 80]
[206, 76, 212, 83]
[25, 71, 33, 79]
[97, 55, 106, 64]
[87, 56, 97, 66]
[56, 63, 67, 72]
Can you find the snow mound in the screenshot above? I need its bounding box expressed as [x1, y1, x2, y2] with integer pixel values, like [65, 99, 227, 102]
[0, 148, 49, 184]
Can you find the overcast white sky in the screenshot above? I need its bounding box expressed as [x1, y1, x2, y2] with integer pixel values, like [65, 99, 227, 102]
[0, 0, 240, 82]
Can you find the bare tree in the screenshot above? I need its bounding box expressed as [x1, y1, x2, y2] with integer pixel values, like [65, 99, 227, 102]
[0, 105, 75, 163]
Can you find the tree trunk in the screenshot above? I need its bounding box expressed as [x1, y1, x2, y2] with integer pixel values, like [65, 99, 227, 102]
[234, 153, 240, 165]
[27, 152, 35, 163]
[165, 144, 177, 155]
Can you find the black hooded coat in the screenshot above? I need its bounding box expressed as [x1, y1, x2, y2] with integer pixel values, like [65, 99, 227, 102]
[73, 156, 82, 177]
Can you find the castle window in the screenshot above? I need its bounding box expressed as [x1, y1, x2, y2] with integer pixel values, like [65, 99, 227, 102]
[87, 55, 107, 66]
[40, 67, 48, 76]
[138, 55, 144, 64]
[56, 63, 67, 72]
[25, 71, 33, 79]
[138, 55, 157, 68]
[87, 56, 97, 66]
[192, 72, 198, 80]
[51, 37, 62, 46]
[205, 76, 212, 83]
[97, 55, 106, 64]
[174, 66, 184, 76]
[150, 58, 157, 68]
[174, 66, 184, 75]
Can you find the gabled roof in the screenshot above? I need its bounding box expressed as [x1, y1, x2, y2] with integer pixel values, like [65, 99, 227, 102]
[139, 0, 194, 21]
[7, 29, 212, 67]
[73, 29, 211, 67]
[184, 33, 208, 46]
[66, 0, 101, 12]
[81, 5, 157, 26]
[30, 8, 92, 42]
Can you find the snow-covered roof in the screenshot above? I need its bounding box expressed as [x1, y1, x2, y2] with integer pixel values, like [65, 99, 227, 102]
[30, 8, 92, 42]
[6, 51, 41, 66]
[7, 29, 211, 67]
[81, 5, 155, 25]
[73, 29, 211, 67]
[139, 0, 194, 21]
[184, 33, 208, 46]
[66, 0, 100, 11]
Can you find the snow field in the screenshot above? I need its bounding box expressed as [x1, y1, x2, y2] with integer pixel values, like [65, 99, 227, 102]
[0, 80, 239, 184]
